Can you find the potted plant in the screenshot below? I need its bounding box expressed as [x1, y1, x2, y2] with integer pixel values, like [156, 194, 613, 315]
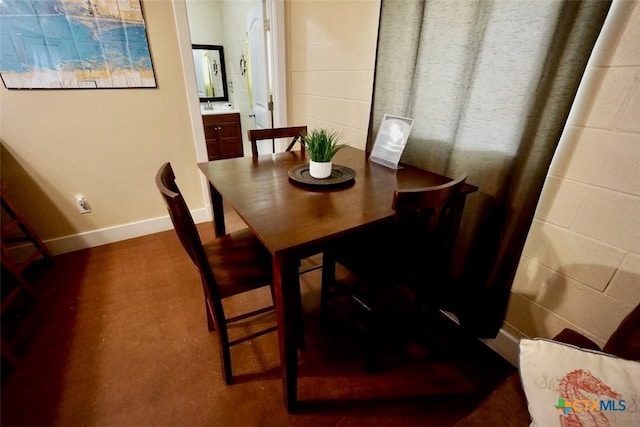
[303, 129, 348, 179]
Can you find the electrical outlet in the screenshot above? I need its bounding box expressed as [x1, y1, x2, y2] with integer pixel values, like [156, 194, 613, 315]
[75, 196, 91, 214]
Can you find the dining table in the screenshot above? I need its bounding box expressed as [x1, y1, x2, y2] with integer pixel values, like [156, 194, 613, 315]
[198, 146, 478, 412]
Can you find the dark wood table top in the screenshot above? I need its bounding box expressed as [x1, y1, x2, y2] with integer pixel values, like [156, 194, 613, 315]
[198, 146, 476, 257]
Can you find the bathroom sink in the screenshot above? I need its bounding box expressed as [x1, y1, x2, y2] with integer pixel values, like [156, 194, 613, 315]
[200, 103, 236, 115]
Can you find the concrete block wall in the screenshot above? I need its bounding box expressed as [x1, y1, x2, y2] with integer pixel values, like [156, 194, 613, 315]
[286, 0, 380, 150]
[504, 0, 640, 354]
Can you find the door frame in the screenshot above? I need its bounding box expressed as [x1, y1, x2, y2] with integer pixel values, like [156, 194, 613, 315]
[267, 0, 287, 128]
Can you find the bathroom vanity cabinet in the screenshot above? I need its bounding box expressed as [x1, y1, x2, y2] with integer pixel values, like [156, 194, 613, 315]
[202, 112, 244, 160]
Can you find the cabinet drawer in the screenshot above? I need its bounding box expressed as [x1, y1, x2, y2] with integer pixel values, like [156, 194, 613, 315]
[202, 112, 240, 126]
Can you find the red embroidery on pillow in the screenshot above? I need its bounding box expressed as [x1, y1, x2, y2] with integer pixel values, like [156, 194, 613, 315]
[557, 369, 622, 426]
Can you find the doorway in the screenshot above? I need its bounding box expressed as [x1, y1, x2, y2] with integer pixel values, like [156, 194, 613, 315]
[173, 0, 287, 163]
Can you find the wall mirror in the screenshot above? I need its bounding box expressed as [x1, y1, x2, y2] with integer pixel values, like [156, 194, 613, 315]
[192, 44, 229, 102]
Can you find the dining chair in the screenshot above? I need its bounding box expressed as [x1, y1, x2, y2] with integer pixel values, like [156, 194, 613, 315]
[248, 126, 308, 158]
[321, 173, 469, 372]
[156, 162, 282, 385]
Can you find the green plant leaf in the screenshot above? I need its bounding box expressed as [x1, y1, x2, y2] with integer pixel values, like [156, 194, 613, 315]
[302, 129, 348, 162]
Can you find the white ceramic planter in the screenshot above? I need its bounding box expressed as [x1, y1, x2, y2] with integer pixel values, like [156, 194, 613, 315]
[309, 160, 332, 179]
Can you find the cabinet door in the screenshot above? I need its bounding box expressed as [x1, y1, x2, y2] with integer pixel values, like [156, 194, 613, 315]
[202, 113, 243, 160]
[217, 120, 243, 158]
[203, 120, 222, 160]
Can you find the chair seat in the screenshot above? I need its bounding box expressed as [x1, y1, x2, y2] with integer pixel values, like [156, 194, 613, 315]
[204, 228, 273, 298]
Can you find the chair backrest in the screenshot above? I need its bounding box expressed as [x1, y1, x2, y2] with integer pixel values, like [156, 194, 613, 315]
[248, 126, 308, 158]
[391, 174, 468, 281]
[392, 174, 468, 233]
[155, 163, 218, 294]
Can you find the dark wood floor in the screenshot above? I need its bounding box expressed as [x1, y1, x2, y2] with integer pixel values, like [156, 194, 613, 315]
[2, 215, 514, 426]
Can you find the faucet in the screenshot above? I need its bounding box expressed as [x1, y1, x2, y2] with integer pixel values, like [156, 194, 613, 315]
[206, 100, 213, 110]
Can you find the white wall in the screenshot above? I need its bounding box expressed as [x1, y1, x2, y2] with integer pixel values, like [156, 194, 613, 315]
[218, 0, 261, 155]
[185, 0, 224, 43]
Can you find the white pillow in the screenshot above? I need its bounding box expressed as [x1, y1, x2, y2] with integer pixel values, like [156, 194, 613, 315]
[519, 338, 640, 427]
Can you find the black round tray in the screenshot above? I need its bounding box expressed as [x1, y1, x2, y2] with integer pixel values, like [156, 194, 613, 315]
[288, 164, 355, 188]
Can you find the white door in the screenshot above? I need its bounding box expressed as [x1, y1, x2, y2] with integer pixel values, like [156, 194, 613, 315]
[248, 4, 272, 131]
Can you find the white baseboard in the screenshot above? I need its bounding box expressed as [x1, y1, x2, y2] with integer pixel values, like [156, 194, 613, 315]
[481, 328, 520, 367]
[440, 309, 520, 367]
[8, 208, 210, 258]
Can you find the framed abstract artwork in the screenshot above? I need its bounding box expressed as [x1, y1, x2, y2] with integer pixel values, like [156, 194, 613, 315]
[0, 0, 157, 89]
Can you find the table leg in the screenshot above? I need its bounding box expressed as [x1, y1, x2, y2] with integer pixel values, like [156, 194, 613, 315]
[448, 193, 469, 242]
[273, 254, 300, 412]
[320, 250, 336, 326]
[208, 183, 226, 237]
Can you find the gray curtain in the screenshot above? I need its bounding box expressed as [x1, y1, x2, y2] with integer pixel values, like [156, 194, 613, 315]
[369, 0, 611, 336]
